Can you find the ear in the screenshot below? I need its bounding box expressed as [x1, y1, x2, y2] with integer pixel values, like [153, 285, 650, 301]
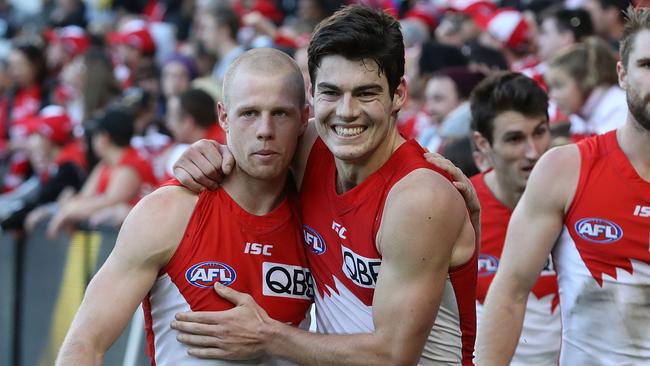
[217, 102, 229, 133]
[299, 104, 309, 135]
[391, 77, 408, 114]
[473, 131, 491, 154]
[307, 83, 314, 108]
[617, 61, 627, 90]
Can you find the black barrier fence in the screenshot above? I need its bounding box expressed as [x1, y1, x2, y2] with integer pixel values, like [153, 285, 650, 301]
[0, 219, 149, 366]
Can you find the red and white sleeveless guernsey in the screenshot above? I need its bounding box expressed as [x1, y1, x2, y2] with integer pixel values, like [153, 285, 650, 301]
[300, 138, 478, 365]
[471, 173, 561, 366]
[143, 184, 313, 366]
[553, 130, 650, 364]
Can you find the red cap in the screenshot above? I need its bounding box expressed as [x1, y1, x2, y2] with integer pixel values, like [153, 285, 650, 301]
[46, 26, 90, 57]
[448, 0, 497, 24]
[108, 20, 156, 54]
[405, 3, 439, 30]
[25, 105, 73, 144]
[480, 9, 532, 50]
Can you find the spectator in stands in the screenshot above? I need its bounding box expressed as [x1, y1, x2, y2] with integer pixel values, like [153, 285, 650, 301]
[536, 7, 594, 63]
[477, 8, 537, 72]
[44, 25, 90, 78]
[545, 37, 626, 140]
[46, 107, 157, 238]
[122, 87, 171, 162]
[582, 0, 630, 48]
[108, 19, 157, 88]
[196, 5, 243, 82]
[418, 67, 485, 152]
[59, 47, 121, 126]
[0, 43, 50, 192]
[161, 53, 196, 100]
[1, 105, 85, 234]
[169, 88, 221, 144]
[157, 88, 222, 181]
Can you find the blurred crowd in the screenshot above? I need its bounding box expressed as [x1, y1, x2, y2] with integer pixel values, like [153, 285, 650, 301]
[0, 0, 630, 237]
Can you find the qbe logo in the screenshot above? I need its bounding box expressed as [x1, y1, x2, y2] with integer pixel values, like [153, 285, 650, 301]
[262, 262, 313, 300]
[303, 225, 326, 255]
[478, 254, 499, 277]
[185, 261, 236, 288]
[342, 245, 381, 288]
[575, 218, 623, 243]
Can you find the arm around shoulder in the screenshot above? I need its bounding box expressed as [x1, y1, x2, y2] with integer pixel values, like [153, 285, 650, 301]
[56, 186, 199, 365]
[260, 171, 472, 365]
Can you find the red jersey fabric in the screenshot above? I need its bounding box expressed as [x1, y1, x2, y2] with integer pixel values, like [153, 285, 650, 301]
[300, 138, 477, 365]
[554, 130, 650, 364]
[204, 123, 226, 144]
[471, 172, 561, 365]
[143, 182, 312, 365]
[471, 173, 559, 307]
[96, 147, 157, 205]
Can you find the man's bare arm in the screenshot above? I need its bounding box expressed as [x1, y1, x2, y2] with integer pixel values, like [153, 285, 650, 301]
[56, 187, 197, 365]
[476, 145, 580, 365]
[172, 169, 473, 365]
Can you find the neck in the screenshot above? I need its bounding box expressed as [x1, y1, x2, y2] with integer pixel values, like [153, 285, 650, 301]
[221, 167, 288, 215]
[484, 170, 522, 209]
[103, 146, 128, 165]
[334, 129, 405, 194]
[618, 118, 650, 181]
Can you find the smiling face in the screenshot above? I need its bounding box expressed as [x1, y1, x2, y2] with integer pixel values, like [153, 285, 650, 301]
[311, 55, 406, 167]
[219, 69, 306, 181]
[477, 110, 551, 193]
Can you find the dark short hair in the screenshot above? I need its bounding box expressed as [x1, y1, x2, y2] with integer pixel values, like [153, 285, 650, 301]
[13, 43, 48, 84]
[180, 89, 216, 128]
[308, 5, 404, 96]
[470, 72, 548, 145]
[211, 5, 240, 41]
[90, 107, 135, 147]
[432, 67, 486, 100]
[540, 6, 594, 42]
[595, 0, 630, 22]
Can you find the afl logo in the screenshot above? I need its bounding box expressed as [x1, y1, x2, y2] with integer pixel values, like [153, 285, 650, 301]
[303, 225, 326, 255]
[185, 261, 237, 288]
[575, 218, 623, 243]
[478, 254, 499, 277]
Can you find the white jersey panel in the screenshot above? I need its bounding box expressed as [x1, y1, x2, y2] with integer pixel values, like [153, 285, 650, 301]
[147, 274, 291, 366]
[553, 227, 650, 365]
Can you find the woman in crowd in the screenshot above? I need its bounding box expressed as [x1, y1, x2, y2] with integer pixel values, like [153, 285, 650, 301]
[544, 37, 627, 141]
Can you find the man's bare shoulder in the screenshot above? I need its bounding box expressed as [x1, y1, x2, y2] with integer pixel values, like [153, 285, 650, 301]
[389, 168, 465, 208]
[526, 143, 581, 212]
[115, 185, 200, 266]
[378, 168, 468, 254]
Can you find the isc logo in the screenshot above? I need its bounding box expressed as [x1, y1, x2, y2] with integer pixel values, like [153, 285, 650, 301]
[303, 225, 326, 255]
[478, 254, 499, 277]
[342, 246, 381, 288]
[262, 262, 313, 300]
[575, 218, 623, 243]
[634, 205, 650, 218]
[244, 242, 273, 256]
[185, 261, 237, 288]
